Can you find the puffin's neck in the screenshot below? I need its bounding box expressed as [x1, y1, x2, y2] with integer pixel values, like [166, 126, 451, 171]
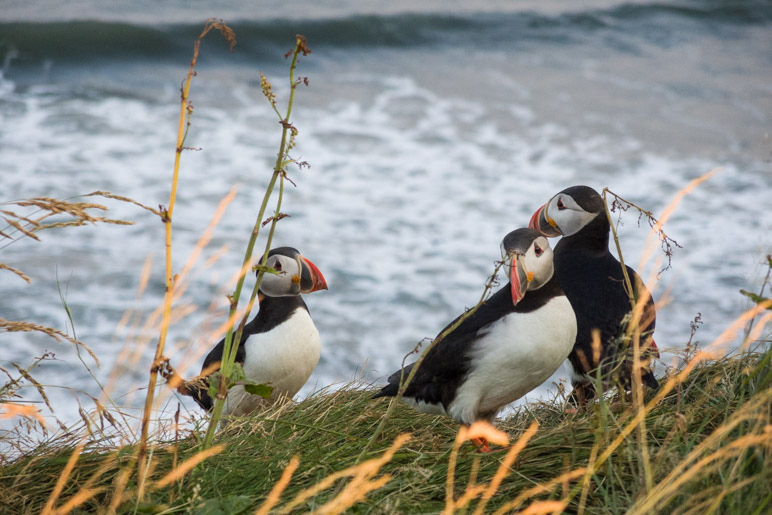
[560, 213, 610, 252]
[514, 273, 564, 312]
[484, 273, 563, 314]
[244, 293, 309, 336]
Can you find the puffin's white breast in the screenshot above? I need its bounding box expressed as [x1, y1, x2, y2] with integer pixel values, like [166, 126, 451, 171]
[224, 308, 321, 416]
[448, 296, 577, 425]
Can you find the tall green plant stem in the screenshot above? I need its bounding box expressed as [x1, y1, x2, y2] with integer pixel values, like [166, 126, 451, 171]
[602, 189, 636, 310]
[203, 36, 306, 448]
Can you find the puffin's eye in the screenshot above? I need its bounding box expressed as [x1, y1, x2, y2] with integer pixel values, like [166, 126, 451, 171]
[556, 198, 565, 210]
[534, 244, 543, 257]
[273, 259, 283, 272]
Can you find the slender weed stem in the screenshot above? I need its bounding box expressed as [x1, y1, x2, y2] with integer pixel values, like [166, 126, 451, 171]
[202, 35, 310, 447]
[601, 189, 636, 309]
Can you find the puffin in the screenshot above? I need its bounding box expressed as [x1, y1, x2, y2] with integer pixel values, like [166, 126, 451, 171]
[374, 228, 577, 449]
[182, 246, 328, 416]
[529, 185, 659, 407]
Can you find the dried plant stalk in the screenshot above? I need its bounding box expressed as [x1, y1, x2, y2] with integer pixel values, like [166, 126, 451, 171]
[136, 17, 236, 500]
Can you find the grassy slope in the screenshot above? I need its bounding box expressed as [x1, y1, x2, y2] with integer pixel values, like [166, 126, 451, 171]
[1, 348, 770, 514]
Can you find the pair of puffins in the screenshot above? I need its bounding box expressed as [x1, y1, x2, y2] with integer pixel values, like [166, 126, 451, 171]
[376, 184, 658, 431]
[183, 186, 659, 433]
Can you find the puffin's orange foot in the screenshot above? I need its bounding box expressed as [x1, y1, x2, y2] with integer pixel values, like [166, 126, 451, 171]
[471, 437, 492, 453]
[565, 384, 588, 413]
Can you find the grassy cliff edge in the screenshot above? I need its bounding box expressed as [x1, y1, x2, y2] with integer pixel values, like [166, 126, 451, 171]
[1, 346, 770, 514]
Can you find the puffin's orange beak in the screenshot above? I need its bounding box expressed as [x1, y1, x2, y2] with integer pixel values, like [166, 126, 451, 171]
[509, 254, 530, 306]
[529, 203, 562, 238]
[647, 338, 660, 359]
[300, 256, 328, 293]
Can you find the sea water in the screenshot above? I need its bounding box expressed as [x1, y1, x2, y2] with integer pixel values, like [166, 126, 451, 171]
[1, 0, 770, 431]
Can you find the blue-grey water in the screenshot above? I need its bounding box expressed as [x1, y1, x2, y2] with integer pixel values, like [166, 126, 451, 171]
[1, 0, 771, 435]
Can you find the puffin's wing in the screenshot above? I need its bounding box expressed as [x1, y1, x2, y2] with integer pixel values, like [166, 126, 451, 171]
[600, 264, 656, 345]
[187, 330, 249, 411]
[580, 258, 652, 346]
[201, 332, 248, 373]
[624, 265, 659, 387]
[375, 287, 514, 407]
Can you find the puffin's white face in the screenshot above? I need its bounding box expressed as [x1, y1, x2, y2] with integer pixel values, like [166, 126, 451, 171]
[546, 193, 596, 237]
[518, 235, 554, 289]
[501, 232, 554, 305]
[530, 189, 600, 238]
[259, 253, 305, 297]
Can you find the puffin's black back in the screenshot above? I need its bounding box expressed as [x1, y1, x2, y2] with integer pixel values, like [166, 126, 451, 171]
[553, 212, 656, 388]
[374, 276, 564, 409]
[189, 295, 310, 411]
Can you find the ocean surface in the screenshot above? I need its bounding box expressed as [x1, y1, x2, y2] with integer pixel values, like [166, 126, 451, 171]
[1, 0, 771, 434]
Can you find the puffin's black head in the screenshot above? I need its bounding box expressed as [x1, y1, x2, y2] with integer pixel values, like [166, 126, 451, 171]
[500, 228, 554, 306]
[529, 185, 605, 238]
[258, 247, 328, 297]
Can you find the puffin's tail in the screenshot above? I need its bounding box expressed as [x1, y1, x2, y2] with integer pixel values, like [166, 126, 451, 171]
[372, 363, 416, 399]
[640, 337, 659, 389]
[372, 382, 398, 399]
[178, 376, 214, 411]
[641, 369, 659, 389]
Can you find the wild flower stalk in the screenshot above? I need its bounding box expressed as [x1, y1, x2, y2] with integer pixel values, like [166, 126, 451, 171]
[202, 35, 312, 447]
[601, 170, 720, 495]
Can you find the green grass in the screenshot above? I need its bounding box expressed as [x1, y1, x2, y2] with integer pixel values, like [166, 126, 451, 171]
[1, 346, 770, 514]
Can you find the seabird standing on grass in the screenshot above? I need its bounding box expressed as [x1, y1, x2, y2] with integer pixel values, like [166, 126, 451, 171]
[182, 247, 327, 416]
[529, 185, 659, 407]
[374, 228, 577, 450]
